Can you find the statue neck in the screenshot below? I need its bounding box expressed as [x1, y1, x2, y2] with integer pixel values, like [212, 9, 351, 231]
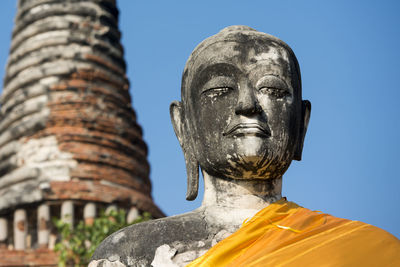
[200, 170, 282, 230]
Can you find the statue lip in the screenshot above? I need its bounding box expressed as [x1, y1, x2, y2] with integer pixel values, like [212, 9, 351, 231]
[223, 123, 270, 137]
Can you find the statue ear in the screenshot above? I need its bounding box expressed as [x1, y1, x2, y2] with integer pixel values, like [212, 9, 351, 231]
[170, 101, 199, 200]
[294, 100, 311, 161]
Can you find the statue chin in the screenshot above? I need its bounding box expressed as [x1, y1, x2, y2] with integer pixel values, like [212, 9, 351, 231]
[200, 155, 292, 181]
[197, 136, 293, 180]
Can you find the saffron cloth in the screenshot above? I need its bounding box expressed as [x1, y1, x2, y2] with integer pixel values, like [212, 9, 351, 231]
[187, 199, 400, 266]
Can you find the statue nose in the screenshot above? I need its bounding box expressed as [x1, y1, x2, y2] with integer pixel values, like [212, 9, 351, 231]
[235, 87, 262, 116]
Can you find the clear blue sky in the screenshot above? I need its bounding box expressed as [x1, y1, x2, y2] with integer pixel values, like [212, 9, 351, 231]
[1, 1, 399, 238]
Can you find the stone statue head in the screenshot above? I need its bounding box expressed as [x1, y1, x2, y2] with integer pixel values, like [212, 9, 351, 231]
[170, 26, 311, 200]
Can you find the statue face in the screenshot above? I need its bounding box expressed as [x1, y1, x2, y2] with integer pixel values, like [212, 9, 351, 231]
[185, 38, 303, 180]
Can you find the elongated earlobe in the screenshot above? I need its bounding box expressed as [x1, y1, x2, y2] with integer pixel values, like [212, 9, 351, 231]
[184, 151, 199, 200]
[294, 100, 311, 161]
[170, 101, 199, 200]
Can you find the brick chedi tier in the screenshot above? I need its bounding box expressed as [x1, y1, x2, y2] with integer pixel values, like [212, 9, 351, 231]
[0, 0, 163, 265]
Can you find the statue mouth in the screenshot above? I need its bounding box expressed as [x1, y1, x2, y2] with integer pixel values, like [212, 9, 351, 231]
[223, 123, 270, 137]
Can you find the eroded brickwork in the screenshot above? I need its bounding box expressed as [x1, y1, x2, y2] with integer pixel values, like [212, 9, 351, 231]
[0, 248, 57, 267]
[0, 0, 163, 265]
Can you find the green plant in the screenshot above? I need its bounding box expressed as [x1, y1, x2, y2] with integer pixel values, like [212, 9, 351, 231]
[53, 209, 151, 267]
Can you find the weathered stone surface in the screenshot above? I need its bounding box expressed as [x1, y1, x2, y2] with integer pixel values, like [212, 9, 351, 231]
[92, 210, 211, 266]
[61, 200, 74, 226]
[84, 202, 96, 225]
[13, 209, 27, 250]
[0, 218, 7, 243]
[126, 207, 139, 224]
[0, 0, 163, 265]
[0, 0, 162, 214]
[37, 204, 50, 246]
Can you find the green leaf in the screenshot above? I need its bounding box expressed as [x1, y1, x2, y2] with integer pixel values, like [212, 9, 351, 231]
[53, 208, 152, 266]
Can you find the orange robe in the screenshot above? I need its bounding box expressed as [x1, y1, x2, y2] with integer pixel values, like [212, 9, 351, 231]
[187, 199, 400, 267]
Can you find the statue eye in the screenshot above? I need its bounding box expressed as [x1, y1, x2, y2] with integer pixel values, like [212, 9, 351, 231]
[202, 87, 233, 98]
[257, 75, 290, 98]
[259, 87, 289, 98]
[201, 75, 236, 98]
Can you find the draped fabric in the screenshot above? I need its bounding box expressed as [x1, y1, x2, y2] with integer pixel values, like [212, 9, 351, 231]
[187, 199, 400, 267]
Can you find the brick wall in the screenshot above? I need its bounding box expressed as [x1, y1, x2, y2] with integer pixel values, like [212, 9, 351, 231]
[0, 248, 57, 267]
[0, 0, 164, 265]
[0, 0, 162, 214]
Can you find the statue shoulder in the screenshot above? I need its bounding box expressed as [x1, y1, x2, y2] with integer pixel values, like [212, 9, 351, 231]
[90, 209, 210, 267]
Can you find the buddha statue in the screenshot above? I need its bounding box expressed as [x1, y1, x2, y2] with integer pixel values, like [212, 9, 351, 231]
[90, 26, 400, 267]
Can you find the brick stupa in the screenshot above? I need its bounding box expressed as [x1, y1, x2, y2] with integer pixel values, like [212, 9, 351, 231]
[0, 0, 163, 265]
